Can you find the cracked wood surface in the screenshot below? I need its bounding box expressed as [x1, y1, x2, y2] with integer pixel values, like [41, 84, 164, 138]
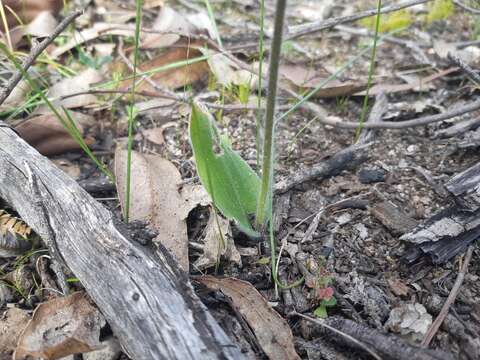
[0, 123, 244, 360]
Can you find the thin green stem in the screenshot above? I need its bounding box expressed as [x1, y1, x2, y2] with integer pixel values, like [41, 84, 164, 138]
[256, 0, 265, 171]
[125, 0, 142, 222]
[355, 0, 382, 140]
[255, 0, 287, 227]
[204, 0, 222, 48]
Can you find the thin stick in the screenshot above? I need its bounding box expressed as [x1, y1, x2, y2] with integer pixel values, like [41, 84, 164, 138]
[291, 312, 382, 360]
[422, 246, 475, 347]
[453, 0, 480, 14]
[306, 98, 480, 130]
[0, 9, 83, 107]
[286, 0, 431, 40]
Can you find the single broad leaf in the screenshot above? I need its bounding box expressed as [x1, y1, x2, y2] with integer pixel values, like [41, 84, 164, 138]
[189, 103, 260, 236]
[198, 276, 300, 360]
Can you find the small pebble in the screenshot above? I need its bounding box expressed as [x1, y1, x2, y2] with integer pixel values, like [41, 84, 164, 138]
[358, 168, 387, 184]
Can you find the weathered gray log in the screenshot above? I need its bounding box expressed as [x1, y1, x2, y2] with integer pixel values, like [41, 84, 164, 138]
[445, 161, 480, 211]
[401, 161, 480, 263]
[0, 123, 244, 360]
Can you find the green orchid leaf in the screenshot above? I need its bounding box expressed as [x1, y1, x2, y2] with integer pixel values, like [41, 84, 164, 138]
[189, 102, 261, 237]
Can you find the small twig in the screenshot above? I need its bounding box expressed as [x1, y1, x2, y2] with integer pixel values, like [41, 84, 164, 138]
[447, 53, 480, 85]
[307, 97, 480, 130]
[422, 246, 475, 347]
[0, 9, 84, 106]
[290, 312, 382, 360]
[286, 0, 431, 40]
[453, 0, 480, 14]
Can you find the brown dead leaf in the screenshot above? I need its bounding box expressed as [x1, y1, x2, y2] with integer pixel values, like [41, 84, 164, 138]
[194, 207, 241, 270]
[0, 0, 63, 32]
[15, 112, 94, 156]
[14, 292, 105, 360]
[280, 64, 367, 98]
[124, 39, 209, 91]
[197, 276, 300, 360]
[50, 23, 136, 59]
[0, 308, 30, 359]
[141, 7, 194, 50]
[115, 150, 206, 269]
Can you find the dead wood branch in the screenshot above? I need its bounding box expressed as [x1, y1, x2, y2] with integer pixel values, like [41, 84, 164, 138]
[286, 0, 432, 40]
[0, 10, 84, 106]
[306, 98, 480, 129]
[422, 246, 475, 347]
[453, 0, 480, 14]
[323, 316, 454, 360]
[0, 124, 244, 359]
[274, 93, 387, 194]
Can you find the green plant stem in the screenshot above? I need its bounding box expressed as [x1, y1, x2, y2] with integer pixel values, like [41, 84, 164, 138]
[125, 0, 142, 222]
[355, 0, 382, 140]
[256, 0, 265, 171]
[204, 0, 222, 48]
[255, 0, 287, 227]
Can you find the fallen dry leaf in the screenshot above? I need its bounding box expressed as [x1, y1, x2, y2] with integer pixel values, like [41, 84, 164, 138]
[0, 80, 30, 112]
[124, 39, 209, 91]
[15, 112, 94, 156]
[26, 11, 58, 37]
[194, 207, 241, 270]
[0, 0, 62, 32]
[197, 276, 300, 360]
[0, 308, 30, 359]
[115, 150, 208, 269]
[38, 68, 104, 111]
[14, 292, 105, 360]
[279, 63, 367, 98]
[141, 6, 194, 50]
[50, 23, 136, 59]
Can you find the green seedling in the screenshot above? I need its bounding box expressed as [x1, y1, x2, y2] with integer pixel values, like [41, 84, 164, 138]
[310, 259, 336, 318]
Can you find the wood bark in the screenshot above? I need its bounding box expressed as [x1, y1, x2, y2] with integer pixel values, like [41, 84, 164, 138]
[0, 123, 244, 359]
[402, 162, 480, 263]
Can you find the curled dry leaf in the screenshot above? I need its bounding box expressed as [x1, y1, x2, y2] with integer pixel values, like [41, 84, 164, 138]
[0, 308, 30, 359]
[115, 149, 209, 269]
[0, 0, 63, 31]
[14, 292, 106, 360]
[194, 207, 241, 270]
[197, 276, 300, 360]
[15, 112, 95, 156]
